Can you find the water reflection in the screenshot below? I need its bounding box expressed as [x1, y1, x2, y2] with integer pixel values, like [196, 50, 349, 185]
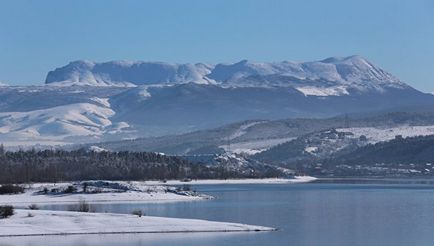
[0, 232, 270, 246]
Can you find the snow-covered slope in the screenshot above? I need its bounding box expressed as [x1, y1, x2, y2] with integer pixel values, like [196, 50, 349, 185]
[0, 101, 129, 146]
[212, 152, 295, 177]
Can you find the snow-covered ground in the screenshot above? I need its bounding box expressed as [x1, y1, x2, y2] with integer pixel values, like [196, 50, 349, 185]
[144, 176, 317, 185]
[0, 209, 274, 237]
[0, 181, 210, 207]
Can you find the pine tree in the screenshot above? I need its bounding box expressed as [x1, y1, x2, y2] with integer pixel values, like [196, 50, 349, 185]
[0, 144, 4, 156]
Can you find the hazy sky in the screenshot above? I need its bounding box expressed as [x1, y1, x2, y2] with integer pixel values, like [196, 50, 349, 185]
[1, 0, 433, 92]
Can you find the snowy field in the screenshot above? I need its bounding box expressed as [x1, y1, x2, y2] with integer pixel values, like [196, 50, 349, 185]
[0, 210, 274, 237]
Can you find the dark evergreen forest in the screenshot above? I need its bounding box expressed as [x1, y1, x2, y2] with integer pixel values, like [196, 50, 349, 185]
[0, 146, 281, 184]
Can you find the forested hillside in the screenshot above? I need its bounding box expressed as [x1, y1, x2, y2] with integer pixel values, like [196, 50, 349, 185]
[0, 147, 287, 183]
[329, 135, 434, 165]
[289, 135, 434, 177]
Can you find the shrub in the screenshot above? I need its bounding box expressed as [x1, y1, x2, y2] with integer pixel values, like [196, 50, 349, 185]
[64, 185, 77, 194]
[0, 185, 24, 195]
[92, 188, 103, 194]
[28, 204, 39, 210]
[176, 184, 191, 192]
[0, 205, 14, 218]
[69, 200, 92, 212]
[132, 209, 144, 217]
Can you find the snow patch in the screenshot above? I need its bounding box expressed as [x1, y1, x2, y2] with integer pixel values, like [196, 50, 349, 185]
[228, 121, 266, 140]
[89, 146, 107, 152]
[304, 146, 318, 153]
[221, 137, 295, 154]
[90, 97, 111, 107]
[296, 86, 349, 96]
[139, 87, 151, 98]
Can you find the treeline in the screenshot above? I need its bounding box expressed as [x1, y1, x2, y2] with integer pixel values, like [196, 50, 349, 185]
[0, 147, 279, 184]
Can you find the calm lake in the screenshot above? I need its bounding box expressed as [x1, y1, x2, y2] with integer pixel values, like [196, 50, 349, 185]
[4, 181, 434, 246]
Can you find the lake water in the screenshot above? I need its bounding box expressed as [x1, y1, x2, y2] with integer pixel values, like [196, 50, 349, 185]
[4, 181, 434, 246]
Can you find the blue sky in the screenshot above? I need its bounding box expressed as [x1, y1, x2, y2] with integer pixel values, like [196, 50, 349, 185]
[0, 0, 433, 92]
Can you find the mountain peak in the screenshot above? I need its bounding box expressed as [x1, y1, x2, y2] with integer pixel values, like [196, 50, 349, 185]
[67, 60, 95, 68]
[321, 55, 366, 63]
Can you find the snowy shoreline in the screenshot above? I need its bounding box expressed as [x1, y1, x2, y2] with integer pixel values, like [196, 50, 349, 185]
[144, 176, 318, 185]
[0, 210, 275, 237]
[0, 181, 210, 207]
[0, 177, 316, 207]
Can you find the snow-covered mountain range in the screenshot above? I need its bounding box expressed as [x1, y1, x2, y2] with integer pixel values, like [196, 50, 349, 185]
[46, 55, 406, 96]
[1, 55, 433, 147]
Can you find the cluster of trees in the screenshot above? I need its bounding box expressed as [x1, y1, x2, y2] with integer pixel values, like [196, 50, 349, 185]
[0, 147, 280, 184]
[0, 206, 14, 219]
[0, 184, 24, 194]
